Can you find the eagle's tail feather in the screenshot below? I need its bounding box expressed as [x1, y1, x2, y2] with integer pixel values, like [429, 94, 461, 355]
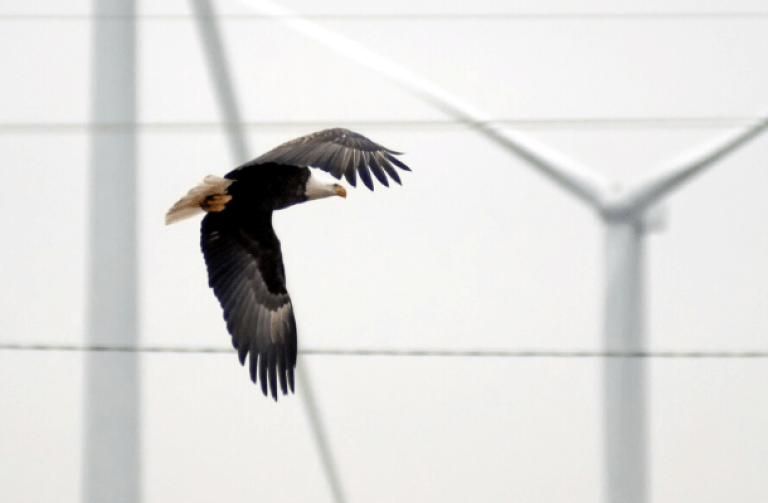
[165, 175, 233, 225]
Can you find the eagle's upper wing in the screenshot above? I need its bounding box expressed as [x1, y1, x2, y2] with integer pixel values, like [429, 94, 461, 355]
[246, 128, 411, 190]
[201, 211, 297, 400]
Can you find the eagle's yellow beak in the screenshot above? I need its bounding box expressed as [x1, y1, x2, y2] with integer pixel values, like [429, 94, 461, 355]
[335, 186, 347, 198]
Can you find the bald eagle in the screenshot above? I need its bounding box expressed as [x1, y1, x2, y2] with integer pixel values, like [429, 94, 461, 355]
[165, 128, 410, 400]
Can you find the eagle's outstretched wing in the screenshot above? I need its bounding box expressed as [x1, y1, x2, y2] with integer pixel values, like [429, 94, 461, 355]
[245, 128, 411, 190]
[201, 210, 297, 400]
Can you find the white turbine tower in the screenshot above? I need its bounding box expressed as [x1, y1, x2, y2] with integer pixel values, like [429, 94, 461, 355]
[84, 0, 139, 501]
[235, 1, 768, 502]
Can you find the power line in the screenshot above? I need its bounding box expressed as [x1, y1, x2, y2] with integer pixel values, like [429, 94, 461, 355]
[1, 117, 765, 134]
[1, 343, 766, 358]
[2, 12, 768, 21]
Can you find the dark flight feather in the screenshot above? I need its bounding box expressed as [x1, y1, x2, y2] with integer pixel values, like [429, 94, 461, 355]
[200, 171, 302, 400]
[244, 128, 409, 190]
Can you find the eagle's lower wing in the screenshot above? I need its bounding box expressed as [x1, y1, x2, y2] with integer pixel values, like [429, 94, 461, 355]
[247, 128, 411, 190]
[201, 212, 297, 400]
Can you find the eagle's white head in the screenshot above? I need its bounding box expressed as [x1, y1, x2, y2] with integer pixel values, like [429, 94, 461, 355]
[305, 172, 347, 201]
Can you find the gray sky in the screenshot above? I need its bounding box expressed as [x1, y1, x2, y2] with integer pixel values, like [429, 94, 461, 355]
[1, 0, 767, 501]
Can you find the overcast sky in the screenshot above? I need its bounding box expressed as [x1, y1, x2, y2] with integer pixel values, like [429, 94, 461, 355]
[1, 0, 767, 502]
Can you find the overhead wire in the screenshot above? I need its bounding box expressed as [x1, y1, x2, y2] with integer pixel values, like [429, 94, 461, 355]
[1, 343, 766, 358]
[2, 117, 767, 134]
[2, 12, 768, 21]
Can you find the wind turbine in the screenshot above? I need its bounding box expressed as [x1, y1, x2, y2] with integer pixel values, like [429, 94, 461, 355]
[233, 1, 768, 502]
